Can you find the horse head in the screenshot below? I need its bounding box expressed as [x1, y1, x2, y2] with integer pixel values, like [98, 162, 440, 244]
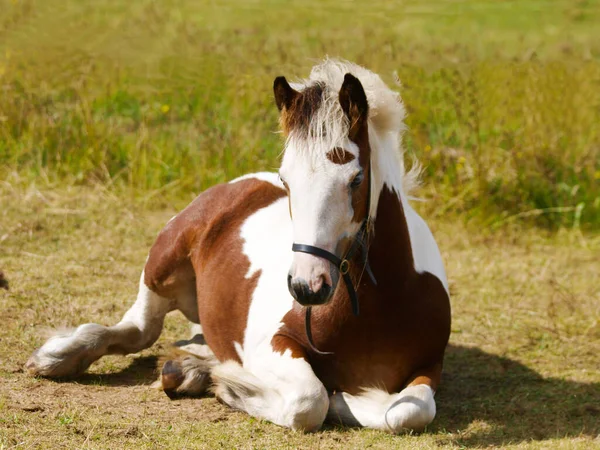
[274, 73, 372, 309]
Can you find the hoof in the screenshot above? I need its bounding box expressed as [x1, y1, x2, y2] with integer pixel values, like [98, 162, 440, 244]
[161, 360, 184, 399]
[25, 352, 42, 376]
[24, 350, 63, 377]
[24, 345, 92, 378]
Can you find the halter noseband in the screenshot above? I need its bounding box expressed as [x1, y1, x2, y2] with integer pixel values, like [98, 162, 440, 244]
[291, 165, 376, 355]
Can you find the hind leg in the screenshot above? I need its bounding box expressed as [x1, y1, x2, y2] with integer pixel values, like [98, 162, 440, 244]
[160, 350, 217, 398]
[326, 366, 441, 433]
[159, 327, 218, 398]
[26, 271, 174, 377]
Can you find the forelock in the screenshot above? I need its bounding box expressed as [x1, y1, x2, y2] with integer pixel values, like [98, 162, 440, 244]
[281, 82, 349, 158]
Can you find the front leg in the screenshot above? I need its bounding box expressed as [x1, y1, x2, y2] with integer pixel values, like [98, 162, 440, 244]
[327, 365, 441, 433]
[26, 272, 174, 377]
[212, 334, 329, 432]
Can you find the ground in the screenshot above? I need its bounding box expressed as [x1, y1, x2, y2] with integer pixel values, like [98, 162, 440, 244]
[0, 181, 598, 449]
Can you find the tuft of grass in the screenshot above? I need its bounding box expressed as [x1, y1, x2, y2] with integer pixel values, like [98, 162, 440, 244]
[0, 0, 599, 228]
[57, 413, 75, 426]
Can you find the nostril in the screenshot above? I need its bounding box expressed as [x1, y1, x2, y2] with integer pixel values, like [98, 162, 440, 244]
[319, 283, 332, 300]
[287, 275, 333, 306]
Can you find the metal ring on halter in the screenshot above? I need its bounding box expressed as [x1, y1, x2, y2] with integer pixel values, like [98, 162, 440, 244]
[339, 259, 350, 275]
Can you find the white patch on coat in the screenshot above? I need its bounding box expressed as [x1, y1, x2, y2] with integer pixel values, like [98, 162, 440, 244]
[279, 138, 362, 251]
[401, 197, 449, 293]
[235, 188, 329, 430]
[233, 341, 244, 361]
[212, 338, 328, 431]
[239, 197, 294, 358]
[189, 323, 203, 338]
[119, 273, 175, 340]
[327, 384, 436, 433]
[229, 171, 284, 188]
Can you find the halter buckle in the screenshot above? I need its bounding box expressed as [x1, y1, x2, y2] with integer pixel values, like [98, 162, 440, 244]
[339, 259, 350, 275]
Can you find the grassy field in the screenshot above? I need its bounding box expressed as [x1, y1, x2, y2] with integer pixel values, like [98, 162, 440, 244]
[0, 0, 599, 228]
[1, 0, 600, 448]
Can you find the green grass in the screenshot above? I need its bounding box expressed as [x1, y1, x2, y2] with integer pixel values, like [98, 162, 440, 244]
[1, 0, 599, 228]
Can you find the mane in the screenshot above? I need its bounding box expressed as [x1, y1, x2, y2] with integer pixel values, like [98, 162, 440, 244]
[286, 58, 420, 204]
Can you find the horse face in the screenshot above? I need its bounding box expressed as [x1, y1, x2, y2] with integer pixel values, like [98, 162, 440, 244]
[275, 73, 370, 307]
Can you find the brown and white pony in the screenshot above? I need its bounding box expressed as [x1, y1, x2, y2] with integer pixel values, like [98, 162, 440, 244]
[26, 60, 451, 433]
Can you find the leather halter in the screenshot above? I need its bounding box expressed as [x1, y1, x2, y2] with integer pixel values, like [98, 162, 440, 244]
[291, 165, 376, 355]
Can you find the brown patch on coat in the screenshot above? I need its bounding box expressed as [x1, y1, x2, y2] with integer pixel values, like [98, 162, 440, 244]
[144, 179, 286, 363]
[405, 363, 443, 392]
[331, 72, 371, 226]
[271, 333, 307, 359]
[326, 148, 356, 165]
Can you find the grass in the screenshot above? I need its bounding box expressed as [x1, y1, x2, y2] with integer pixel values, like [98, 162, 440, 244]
[0, 178, 599, 449]
[0, 0, 599, 228]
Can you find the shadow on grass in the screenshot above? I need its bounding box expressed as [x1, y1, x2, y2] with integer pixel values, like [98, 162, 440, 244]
[433, 344, 600, 447]
[75, 355, 159, 387]
[45, 345, 599, 446]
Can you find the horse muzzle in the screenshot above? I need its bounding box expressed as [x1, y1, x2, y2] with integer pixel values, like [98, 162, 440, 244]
[287, 273, 334, 306]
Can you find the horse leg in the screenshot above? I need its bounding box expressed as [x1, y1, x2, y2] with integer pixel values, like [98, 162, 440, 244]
[25, 271, 177, 378]
[326, 365, 441, 433]
[211, 336, 329, 432]
[159, 329, 218, 398]
[26, 208, 203, 379]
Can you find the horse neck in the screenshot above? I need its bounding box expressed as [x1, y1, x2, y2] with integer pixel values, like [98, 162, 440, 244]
[365, 184, 415, 288]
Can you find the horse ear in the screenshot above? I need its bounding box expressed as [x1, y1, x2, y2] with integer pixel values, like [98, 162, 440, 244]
[273, 76, 299, 111]
[339, 73, 368, 137]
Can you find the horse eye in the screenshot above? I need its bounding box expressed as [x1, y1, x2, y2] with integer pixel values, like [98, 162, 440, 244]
[350, 172, 363, 189]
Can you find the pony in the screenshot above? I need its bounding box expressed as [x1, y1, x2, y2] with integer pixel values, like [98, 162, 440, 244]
[26, 59, 451, 433]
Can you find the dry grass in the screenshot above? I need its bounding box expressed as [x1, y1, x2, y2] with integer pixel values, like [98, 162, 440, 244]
[1, 178, 598, 449]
